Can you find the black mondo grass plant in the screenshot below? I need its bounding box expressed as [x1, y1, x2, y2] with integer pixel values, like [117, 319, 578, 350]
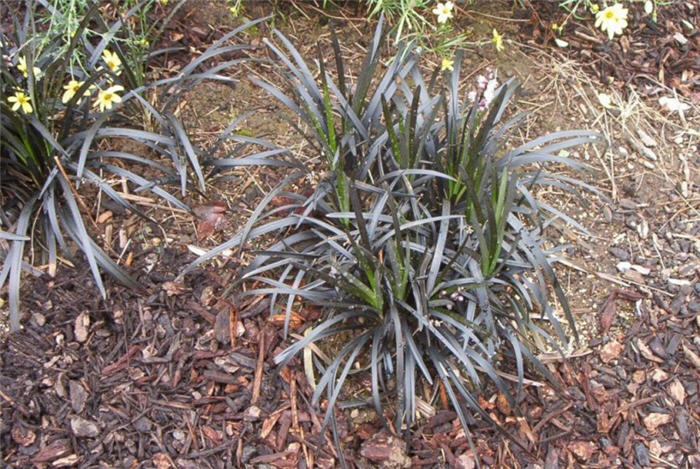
[183, 20, 606, 462]
[0, 3, 278, 331]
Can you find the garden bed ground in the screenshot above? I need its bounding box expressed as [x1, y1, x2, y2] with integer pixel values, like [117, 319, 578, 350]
[1, 1, 698, 467]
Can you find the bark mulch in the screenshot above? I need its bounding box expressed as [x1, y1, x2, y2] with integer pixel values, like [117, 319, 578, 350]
[1, 244, 698, 468]
[522, 0, 698, 98]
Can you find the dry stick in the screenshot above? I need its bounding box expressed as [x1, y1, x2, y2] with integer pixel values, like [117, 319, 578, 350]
[0, 389, 30, 417]
[556, 256, 674, 297]
[291, 375, 311, 468]
[228, 304, 238, 349]
[54, 156, 100, 233]
[251, 330, 265, 405]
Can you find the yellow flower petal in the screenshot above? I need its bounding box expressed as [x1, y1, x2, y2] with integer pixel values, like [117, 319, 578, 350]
[492, 29, 504, 52]
[441, 57, 454, 72]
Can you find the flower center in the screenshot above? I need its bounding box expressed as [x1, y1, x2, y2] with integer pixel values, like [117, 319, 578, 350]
[605, 11, 614, 19]
[104, 93, 113, 101]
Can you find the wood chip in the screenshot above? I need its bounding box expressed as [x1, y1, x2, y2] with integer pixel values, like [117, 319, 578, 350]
[69, 380, 88, 413]
[32, 439, 70, 463]
[70, 417, 99, 438]
[637, 339, 663, 363]
[74, 312, 90, 343]
[568, 441, 596, 461]
[682, 345, 700, 369]
[668, 379, 686, 405]
[600, 340, 624, 363]
[643, 413, 672, 432]
[650, 368, 669, 382]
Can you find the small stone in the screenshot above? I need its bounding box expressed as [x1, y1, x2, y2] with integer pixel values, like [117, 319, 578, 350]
[619, 199, 637, 210]
[31, 313, 46, 327]
[603, 205, 613, 223]
[637, 129, 657, 147]
[133, 417, 152, 433]
[608, 247, 629, 261]
[637, 219, 649, 239]
[668, 278, 691, 287]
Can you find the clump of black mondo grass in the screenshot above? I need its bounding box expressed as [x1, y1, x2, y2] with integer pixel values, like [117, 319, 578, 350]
[184, 18, 605, 463]
[1, 3, 278, 331]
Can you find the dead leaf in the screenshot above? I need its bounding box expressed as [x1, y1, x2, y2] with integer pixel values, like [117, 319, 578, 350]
[600, 340, 624, 363]
[496, 393, 511, 415]
[268, 312, 304, 329]
[568, 441, 596, 461]
[668, 379, 686, 405]
[599, 294, 617, 333]
[194, 202, 227, 240]
[637, 339, 663, 363]
[643, 413, 672, 432]
[96, 210, 113, 224]
[74, 312, 89, 343]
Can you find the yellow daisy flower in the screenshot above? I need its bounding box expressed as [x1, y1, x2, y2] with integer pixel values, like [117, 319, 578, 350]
[16, 56, 42, 79]
[492, 29, 504, 52]
[441, 57, 454, 72]
[62, 79, 88, 104]
[102, 49, 122, 74]
[94, 85, 124, 112]
[8, 91, 33, 114]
